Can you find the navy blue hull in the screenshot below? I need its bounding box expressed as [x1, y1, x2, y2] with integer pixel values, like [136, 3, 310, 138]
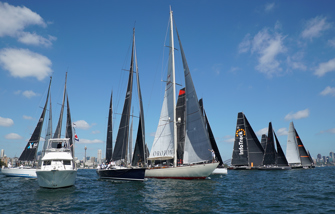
[97, 168, 146, 181]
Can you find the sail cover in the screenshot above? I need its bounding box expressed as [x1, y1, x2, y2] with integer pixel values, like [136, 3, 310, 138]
[286, 122, 301, 165]
[19, 78, 51, 161]
[176, 29, 212, 164]
[244, 114, 264, 166]
[231, 112, 248, 166]
[263, 122, 276, 165]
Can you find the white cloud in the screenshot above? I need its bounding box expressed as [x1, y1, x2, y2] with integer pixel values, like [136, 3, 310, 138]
[212, 64, 223, 75]
[329, 38, 335, 48]
[238, 34, 251, 53]
[91, 130, 100, 134]
[0, 48, 52, 81]
[74, 120, 91, 130]
[286, 52, 307, 71]
[0, 2, 46, 37]
[314, 58, 335, 77]
[285, 109, 310, 121]
[256, 127, 268, 136]
[0, 2, 55, 47]
[319, 128, 335, 134]
[14, 90, 21, 95]
[0, 116, 14, 127]
[5, 133, 23, 140]
[265, 3, 275, 12]
[277, 127, 288, 136]
[22, 90, 38, 98]
[239, 28, 286, 77]
[224, 138, 235, 143]
[320, 86, 335, 96]
[301, 16, 331, 40]
[23, 115, 33, 120]
[77, 139, 103, 144]
[18, 32, 56, 47]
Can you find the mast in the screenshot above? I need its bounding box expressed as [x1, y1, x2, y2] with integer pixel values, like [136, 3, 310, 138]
[170, 8, 178, 167]
[112, 28, 134, 162]
[54, 73, 67, 138]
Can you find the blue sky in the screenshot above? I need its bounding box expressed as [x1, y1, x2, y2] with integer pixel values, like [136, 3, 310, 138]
[0, 1, 334, 162]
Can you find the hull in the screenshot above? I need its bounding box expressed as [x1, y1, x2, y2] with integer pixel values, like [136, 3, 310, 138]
[229, 166, 251, 170]
[97, 167, 146, 181]
[145, 162, 218, 179]
[257, 166, 291, 170]
[36, 169, 77, 188]
[1, 168, 37, 178]
[212, 167, 228, 175]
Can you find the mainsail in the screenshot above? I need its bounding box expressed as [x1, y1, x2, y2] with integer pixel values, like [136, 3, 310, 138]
[149, 14, 176, 161]
[19, 77, 52, 161]
[65, 95, 74, 159]
[274, 132, 289, 166]
[105, 91, 113, 162]
[295, 128, 313, 166]
[176, 88, 186, 162]
[53, 73, 67, 138]
[176, 28, 213, 164]
[42, 92, 53, 158]
[286, 122, 301, 165]
[260, 134, 267, 150]
[262, 122, 276, 165]
[231, 112, 248, 166]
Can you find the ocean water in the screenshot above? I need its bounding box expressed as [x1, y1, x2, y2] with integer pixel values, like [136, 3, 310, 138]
[0, 167, 334, 213]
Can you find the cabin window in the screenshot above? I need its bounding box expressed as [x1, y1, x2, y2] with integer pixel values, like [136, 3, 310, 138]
[43, 160, 51, 165]
[63, 160, 71, 165]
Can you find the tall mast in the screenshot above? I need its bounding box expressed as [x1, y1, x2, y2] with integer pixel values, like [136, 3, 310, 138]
[170, 8, 177, 167]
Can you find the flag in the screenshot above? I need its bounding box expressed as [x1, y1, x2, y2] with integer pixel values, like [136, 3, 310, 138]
[75, 133, 79, 141]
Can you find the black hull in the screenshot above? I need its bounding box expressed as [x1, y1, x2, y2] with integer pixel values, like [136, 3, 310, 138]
[257, 166, 291, 170]
[97, 168, 146, 181]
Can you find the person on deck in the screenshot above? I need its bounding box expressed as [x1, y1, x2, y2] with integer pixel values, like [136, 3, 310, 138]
[209, 149, 215, 162]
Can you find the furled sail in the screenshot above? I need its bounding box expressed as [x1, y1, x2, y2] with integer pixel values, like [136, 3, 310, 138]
[105, 91, 113, 162]
[176, 28, 212, 164]
[19, 77, 52, 161]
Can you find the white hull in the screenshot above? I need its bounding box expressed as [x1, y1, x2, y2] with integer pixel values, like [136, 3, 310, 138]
[212, 168, 228, 175]
[36, 169, 77, 188]
[145, 162, 218, 179]
[1, 168, 37, 178]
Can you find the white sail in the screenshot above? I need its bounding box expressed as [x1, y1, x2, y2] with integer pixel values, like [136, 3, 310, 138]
[286, 122, 301, 165]
[176, 29, 212, 164]
[149, 12, 176, 161]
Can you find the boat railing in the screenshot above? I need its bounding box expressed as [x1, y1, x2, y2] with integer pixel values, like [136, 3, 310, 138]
[45, 148, 72, 153]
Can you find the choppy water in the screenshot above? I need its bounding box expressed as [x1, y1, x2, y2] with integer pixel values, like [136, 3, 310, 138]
[1, 167, 334, 213]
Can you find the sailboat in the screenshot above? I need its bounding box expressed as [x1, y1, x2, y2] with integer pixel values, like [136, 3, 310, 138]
[286, 122, 314, 169]
[1, 78, 52, 178]
[231, 112, 264, 169]
[145, 9, 219, 179]
[36, 73, 77, 188]
[259, 122, 290, 170]
[97, 28, 147, 181]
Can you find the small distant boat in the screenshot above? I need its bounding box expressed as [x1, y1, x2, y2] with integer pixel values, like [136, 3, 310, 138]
[286, 122, 314, 169]
[230, 112, 264, 170]
[97, 28, 147, 181]
[145, 8, 218, 179]
[36, 73, 77, 188]
[1, 78, 52, 178]
[258, 122, 291, 170]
